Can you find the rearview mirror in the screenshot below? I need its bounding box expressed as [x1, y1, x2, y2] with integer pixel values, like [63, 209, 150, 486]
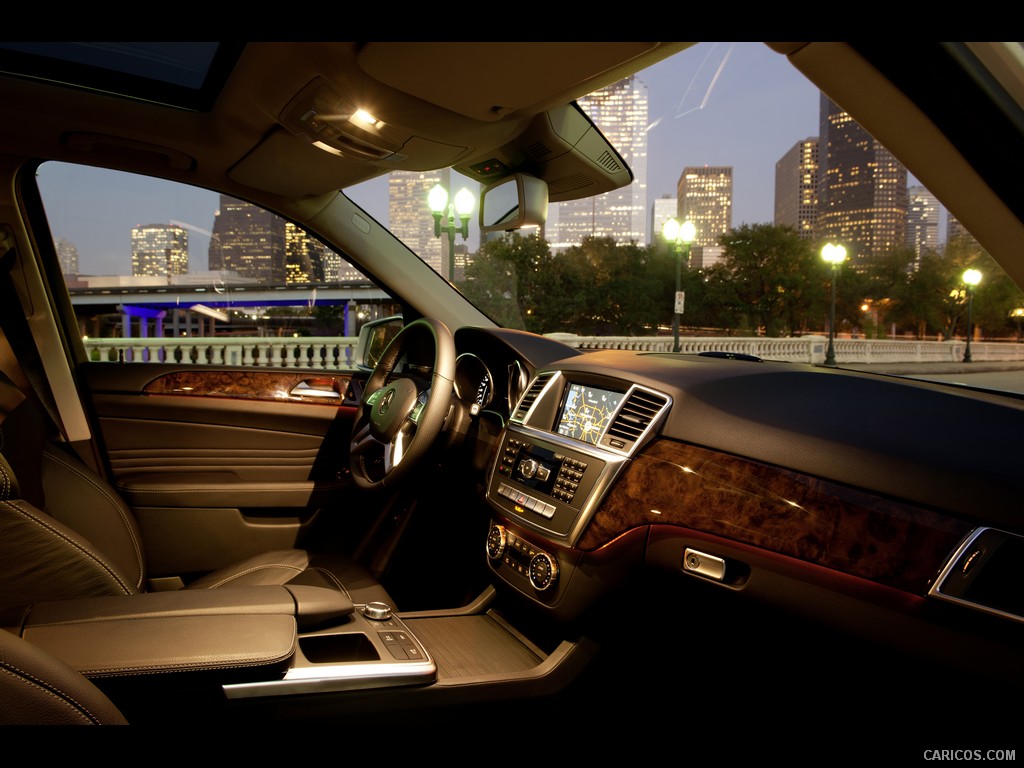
[478, 173, 548, 233]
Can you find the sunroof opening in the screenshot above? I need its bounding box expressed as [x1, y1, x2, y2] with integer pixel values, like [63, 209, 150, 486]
[0, 41, 244, 111]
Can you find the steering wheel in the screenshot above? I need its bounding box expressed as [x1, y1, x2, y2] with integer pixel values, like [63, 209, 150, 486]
[349, 318, 456, 490]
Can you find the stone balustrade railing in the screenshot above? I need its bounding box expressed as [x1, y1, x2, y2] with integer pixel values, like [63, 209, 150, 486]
[84, 333, 1024, 370]
[543, 334, 1024, 365]
[85, 336, 360, 369]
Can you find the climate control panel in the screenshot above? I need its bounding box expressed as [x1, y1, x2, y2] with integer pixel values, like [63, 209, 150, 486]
[486, 523, 559, 591]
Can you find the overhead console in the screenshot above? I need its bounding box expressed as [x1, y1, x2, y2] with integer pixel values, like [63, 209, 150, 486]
[484, 369, 670, 606]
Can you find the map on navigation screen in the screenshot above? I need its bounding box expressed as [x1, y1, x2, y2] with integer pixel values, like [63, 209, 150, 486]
[556, 383, 624, 445]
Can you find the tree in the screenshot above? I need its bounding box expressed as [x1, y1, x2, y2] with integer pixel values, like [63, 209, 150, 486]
[557, 236, 668, 335]
[461, 232, 552, 331]
[717, 224, 823, 336]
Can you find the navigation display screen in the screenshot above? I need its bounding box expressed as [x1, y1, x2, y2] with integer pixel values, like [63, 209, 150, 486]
[556, 383, 624, 445]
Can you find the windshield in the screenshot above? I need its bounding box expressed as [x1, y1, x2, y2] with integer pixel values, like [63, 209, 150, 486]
[348, 41, 1024, 395]
[35, 42, 1024, 397]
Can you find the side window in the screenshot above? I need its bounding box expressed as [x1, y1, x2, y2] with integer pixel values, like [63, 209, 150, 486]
[36, 162, 397, 370]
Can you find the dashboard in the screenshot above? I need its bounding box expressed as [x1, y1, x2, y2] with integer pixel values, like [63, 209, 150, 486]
[450, 326, 579, 425]
[477, 345, 1024, 678]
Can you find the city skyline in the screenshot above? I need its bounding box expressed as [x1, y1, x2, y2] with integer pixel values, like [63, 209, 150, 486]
[38, 43, 933, 278]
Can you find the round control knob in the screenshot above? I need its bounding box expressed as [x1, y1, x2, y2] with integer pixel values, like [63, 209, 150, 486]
[361, 601, 393, 620]
[486, 524, 507, 560]
[528, 552, 559, 591]
[519, 458, 538, 479]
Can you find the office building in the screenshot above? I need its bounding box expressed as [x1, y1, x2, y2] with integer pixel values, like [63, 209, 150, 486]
[131, 223, 188, 279]
[946, 212, 981, 250]
[388, 168, 479, 280]
[817, 95, 907, 268]
[54, 237, 79, 276]
[284, 222, 348, 284]
[389, 168, 449, 277]
[774, 138, 819, 239]
[677, 166, 733, 249]
[906, 186, 940, 261]
[208, 196, 286, 283]
[651, 195, 677, 245]
[548, 75, 648, 251]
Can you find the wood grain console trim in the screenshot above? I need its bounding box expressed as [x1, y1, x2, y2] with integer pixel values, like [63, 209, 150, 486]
[142, 370, 351, 405]
[580, 439, 970, 593]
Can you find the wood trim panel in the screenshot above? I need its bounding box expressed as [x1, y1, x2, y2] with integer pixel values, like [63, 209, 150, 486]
[141, 370, 351, 405]
[580, 439, 970, 593]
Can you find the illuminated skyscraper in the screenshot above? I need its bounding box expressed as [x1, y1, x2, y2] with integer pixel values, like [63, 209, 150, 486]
[946, 213, 981, 252]
[677, 166, 732, 249]
[817, 95, 907, 268]
[54, 236, 79, 276]
[774, 138, 819, 239]
[209, 196, 286, 283]
[548, 75, 648, 251]
[389, 168, 448, 276]
[906, 186, 940, 260]
[284, 222, 345, 284]
[131, 223, 188, 279]
[651, 195, 677, 245]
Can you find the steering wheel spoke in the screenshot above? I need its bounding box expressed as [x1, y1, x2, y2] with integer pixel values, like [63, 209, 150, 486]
[349, 420, 377, 457]
[384, 421, 415, 472]
[349, 319, 455, 490]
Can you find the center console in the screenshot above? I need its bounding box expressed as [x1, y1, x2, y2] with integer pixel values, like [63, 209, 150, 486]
[484, 369, 671, 611]
[16, 585, 436, 702]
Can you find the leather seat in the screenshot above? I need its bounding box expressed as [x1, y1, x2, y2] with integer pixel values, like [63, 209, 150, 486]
[0, 371, 394, 619]
[0, 627, 127, 725]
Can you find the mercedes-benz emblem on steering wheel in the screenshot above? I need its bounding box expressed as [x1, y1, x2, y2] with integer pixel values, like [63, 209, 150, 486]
[378, 388, 395, 414]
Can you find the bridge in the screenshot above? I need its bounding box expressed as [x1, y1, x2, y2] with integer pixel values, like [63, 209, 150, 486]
[83, 334, 1024, 372]
[68, 282, 391, 308]
[70, 282, 396, 340]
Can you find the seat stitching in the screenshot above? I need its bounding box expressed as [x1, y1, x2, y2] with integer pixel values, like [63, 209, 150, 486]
[42, 447, 145, 586]
[301, 566, 352, 599]
[0, 661, 106, 724]
[1, 499, 135, 595]
[0, 461, 11, 499]
[204, 562, 305, 590]
[115, 486, 316, 492]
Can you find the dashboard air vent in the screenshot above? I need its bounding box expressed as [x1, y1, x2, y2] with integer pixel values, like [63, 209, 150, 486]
[512, 372, 553, 422]
[603, 388, 669, 447]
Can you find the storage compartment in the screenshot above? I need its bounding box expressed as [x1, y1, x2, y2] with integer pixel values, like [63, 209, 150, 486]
[300, 633, 379, 663]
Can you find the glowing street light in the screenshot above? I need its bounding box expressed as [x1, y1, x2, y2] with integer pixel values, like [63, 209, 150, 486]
[662, 217, 697, 353]
[962, 268, 982, 362]
[1010, 307, 1024, 342]
[821, 242, 848, 367]
[429, 183, 474, 282]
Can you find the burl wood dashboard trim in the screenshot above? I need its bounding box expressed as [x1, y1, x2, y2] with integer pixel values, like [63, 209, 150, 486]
[142, 370, 351, 406]
[582, 439, 970, 593]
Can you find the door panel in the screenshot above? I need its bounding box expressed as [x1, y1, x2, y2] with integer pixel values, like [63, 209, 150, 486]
[80, 362, 362, 578]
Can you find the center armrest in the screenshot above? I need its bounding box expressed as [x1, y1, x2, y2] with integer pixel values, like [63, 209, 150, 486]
[19, 585, 354, 679]
[23, 584, 353, 631]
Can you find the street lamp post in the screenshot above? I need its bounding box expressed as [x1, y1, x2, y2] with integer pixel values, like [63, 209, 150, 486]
[821, 242, 848, 367]
[962, 268, 982, 362]
[1011, 307, 1024, 342]
[662, 217, 696, 353]
[428, 184, 474, 282]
